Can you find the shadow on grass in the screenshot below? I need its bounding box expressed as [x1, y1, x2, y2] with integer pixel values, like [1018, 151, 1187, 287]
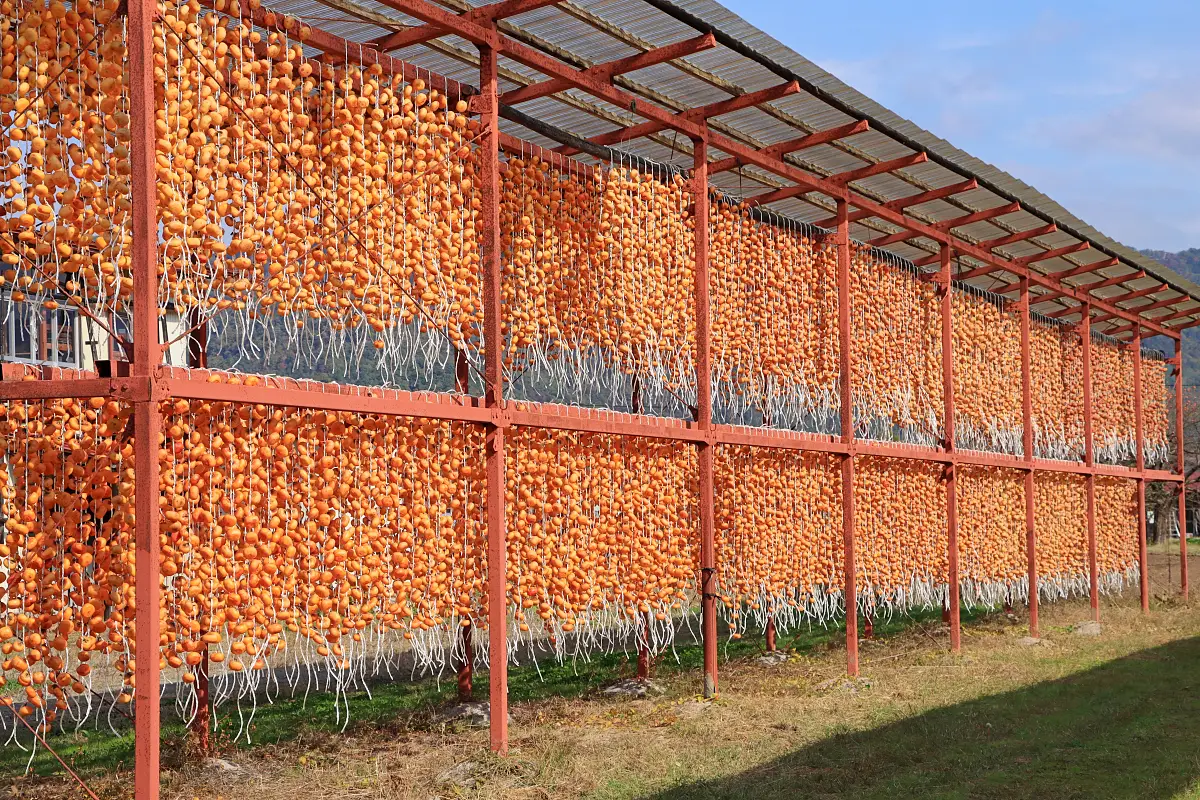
[649, 635, 1200, 800]
[0, 605, 985, 782]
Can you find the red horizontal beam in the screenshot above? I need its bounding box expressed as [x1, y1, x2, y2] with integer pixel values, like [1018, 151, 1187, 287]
[1083, 270, 1146, 293]
[1054, 256, 1120, 281]
[934, 201, 1020, 231]
[813, 179, 980, 228]
[955, 264, 1004, 282]
[977, 223, 1057, 251]
[1116, 294, 1188, 315]
[1013, 241, 1090, 266]
[372, 0, 561, 53]
[830, 152, 927, 185]
[1046, 302, 1084, 320]
[1102, 283, 1168, 305]
[559, 81, 800, 155]
[866, 228, 921, 248]
[499, 33, 716, 107]
[745, 183, 809, 207]
[2, 371, 1184, 482]
[709, 120, 869, 175]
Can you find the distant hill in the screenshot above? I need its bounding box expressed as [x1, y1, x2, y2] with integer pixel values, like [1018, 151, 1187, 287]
[1141, 249, 1200, 382]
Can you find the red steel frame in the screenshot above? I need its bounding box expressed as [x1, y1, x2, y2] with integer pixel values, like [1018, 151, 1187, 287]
[1, 3, 1191, 796]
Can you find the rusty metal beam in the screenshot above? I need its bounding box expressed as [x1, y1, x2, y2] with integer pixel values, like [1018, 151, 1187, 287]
[1012, 241, 1090, 265]
[558, 80, 800, 154]
[831, 152, 927, 185]
[1053, 256, 1120, 281]
[934, 201, 1020, 231]
[708, 120, 869, 174]
[372, 0, 561, 53]
[977, 223, 1057, 251]
[499, 33, 716, 106]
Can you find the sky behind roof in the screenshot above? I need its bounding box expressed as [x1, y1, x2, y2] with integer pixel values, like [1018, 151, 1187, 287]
[730, 0, 1200, 253]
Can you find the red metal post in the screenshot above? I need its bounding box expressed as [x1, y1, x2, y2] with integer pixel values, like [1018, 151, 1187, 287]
[835, 199, 858, 677]
[478, 39, 509, 754]
[188, 315, 211, 753]
[693, 132, 719, 698]
[454, 348, 474, 702]
[1019, 277, 1039, 637]
[130, 0, 162, 791]
[1081, 304, 1099, 622]
[1177, 336, 1189, 599]
[1133, 330, 1150, 613]
[939, 244, 961, 653]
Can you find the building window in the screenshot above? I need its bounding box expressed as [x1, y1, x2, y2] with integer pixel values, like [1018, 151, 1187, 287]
[0, 294, 80, 368]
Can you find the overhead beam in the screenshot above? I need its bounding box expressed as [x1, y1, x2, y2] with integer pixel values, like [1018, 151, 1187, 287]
[558, 81, 800, 154]
[955, 264, 1005, 282]
[371, 0, 561, 53]
[977, 223, 1057, 251]
[814, 179, 978, 228]
[1053, 256, 1120, 281]
[708, 120, 869, 174]
[829, 152, 927, 184]
[934, 201, 1020, 231]
[1082, 270, 1146, 293]
[1127, 295, 1193, 314]
[499, 33, 716, 106]
[1012, 240, 1090, 265]
[1100, 283, 1169, 305]
[866, 228, 921, 248]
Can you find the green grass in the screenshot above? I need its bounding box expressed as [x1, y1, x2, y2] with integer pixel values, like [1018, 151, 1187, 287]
[650, 630, 1200, 799]
[0, 604, 976, 781]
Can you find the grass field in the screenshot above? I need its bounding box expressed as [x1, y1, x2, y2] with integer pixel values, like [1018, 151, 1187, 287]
[6, 553, 1200, 799]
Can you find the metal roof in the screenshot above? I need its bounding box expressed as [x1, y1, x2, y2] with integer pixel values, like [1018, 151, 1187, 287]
[262, 0, 1200, 338]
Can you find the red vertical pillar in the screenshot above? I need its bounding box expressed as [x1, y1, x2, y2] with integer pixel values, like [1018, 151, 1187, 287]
[188, 317, 210, 753]
[835, 200, 858, 677]
[129, 0, 162, 794]
[1133, 330, 1150, 613]
[1019, 277, 1039, 637]
[693, 133, 718, 698]
[1081, 304, 1099, 622]
[455, 348, 474, 702]
[938, 245, 960, 653]
[477, 40, 508, 753]
[1176, 337, 1189, 600]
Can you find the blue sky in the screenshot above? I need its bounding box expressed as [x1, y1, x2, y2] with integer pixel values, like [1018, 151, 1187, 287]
[730, 0, 1200, 253]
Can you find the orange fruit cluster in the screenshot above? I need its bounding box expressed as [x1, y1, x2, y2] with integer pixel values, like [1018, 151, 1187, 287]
[854, 457, 947, 613]
[1095, 477, 1139, 591]
[851, 249, 942, 443]
[956, 467, 1027, 607]
[1092, 341, 1136, 463]
[953, 291, 1022, 453]
[1033, 472, 1088, 600]
[713, 446, 842, 633]
[0, 0, 131, 325]
[506, 428, 697, 653]
[1142, 357, 1170, 465]
[1, 0, 485, 381]
[0, 389, 490, 727]
[1030, 322, 1085, 459]
[709, 202, 839, 428]
[500, 153, 695, 411]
